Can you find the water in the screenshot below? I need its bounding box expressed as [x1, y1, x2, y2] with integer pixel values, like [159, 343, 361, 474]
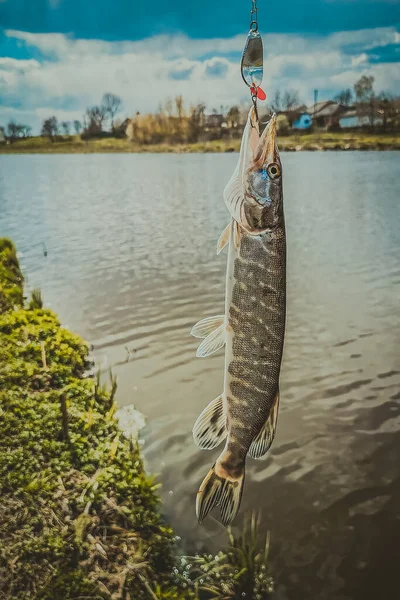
[1, 152, 399, 600]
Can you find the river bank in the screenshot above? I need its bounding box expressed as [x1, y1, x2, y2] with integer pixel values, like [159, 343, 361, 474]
[1, 132, 400, 154]
[0, 238, 273, 600]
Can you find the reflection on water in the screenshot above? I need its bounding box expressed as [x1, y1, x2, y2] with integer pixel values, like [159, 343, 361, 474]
[1, 152, 400, 600]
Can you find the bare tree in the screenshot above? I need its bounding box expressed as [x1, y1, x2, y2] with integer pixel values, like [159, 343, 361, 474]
[6, 120, 20, 143]
[188, 103, 206, 142]
[270, 90, 283, 113]
[354, 75, 374, 103]
[101, 93, 122, 131]
[86, 106, 106, 134]
[61, 121, 70, 136]
[41, 117, 59, 142]
[270, 89, 300, 113]
[354, 75, 376, 127]
[334, 89, 353, 106]
[174, 95, 185, 141]
[6, 121, 30, 142]
[20, 125, 32, 138]
[73, 120, 82, 135]
[164, 98, 173, 118]
[282, 90, 300, 111]
[175, 95, 184, 120]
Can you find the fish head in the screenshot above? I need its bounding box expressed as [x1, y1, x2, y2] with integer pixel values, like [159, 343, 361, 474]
[223, 109, 283, 233]
[247, 113, 283, 223]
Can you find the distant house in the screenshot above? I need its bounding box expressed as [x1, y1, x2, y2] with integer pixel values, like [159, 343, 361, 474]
[114, 118, 131, 136]
[0, 127, 5, 144]
[339, 107, 384, 128]
[119, 118, 131, 131]
[338, 109, 359, 129]
[307, 101, 347, 129]
[292, 113, 312, 130]
[277, 105, 312, 130]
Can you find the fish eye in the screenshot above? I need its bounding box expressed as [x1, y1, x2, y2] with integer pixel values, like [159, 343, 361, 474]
[267, 163, 281, 179]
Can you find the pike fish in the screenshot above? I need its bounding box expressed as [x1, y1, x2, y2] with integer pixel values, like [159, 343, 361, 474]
[190, 107, 286, 526]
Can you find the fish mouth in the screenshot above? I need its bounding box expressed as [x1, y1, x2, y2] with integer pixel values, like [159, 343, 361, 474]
[254, 113, 277, 167]
[248, 106, 260, 156]
[236, 106, 261, 178]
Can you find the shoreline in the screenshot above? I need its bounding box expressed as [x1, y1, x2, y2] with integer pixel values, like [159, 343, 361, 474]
[1, 133, 400, 155]
[0, 237, 274, 600]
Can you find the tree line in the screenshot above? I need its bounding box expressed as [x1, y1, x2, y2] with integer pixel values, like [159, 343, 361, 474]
[1, 76, 399, 145]
[40, 93, 124, 142]
[1, 93, 123, 144]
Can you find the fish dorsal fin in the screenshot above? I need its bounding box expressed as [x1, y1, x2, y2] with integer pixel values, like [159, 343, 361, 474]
[190, 315, 225, 339]
[195, 323, 225, 358]
[217, 222, 231, 254]
[248, 391, 280, 459]
[193, 394, 227, 450]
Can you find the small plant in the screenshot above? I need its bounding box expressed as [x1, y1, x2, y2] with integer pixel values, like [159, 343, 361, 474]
[29, 288, 43, 309]
[171, 513, 274, 599]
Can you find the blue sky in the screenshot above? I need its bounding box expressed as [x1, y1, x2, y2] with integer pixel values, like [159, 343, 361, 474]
[0, 0, 399, 132]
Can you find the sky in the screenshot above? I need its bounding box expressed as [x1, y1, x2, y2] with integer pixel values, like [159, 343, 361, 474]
[0, 0, 399, 133]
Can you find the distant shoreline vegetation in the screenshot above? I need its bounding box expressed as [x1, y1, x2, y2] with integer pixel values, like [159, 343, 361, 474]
[0, 132, 399, 154]
[1, 76, 400, 153]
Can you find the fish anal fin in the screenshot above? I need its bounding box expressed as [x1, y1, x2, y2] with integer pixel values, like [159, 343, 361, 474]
[193, 394, 226, 450]
[248, 392, 280, 459]
[190, 315, 225, 339]
[196, 323, 225, 358]
[217, 222, 231, 255]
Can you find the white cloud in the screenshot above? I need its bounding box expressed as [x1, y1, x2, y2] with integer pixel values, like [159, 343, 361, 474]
[1, 27, 399, 132]
[351, 53, 368, 67]
[0, 57, 40, 70]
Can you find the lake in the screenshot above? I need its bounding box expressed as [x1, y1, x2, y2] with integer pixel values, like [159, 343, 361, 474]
[1, 151, 399, 600]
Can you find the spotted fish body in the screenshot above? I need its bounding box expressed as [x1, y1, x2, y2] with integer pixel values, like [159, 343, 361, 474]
[191, 108, 286, 526]
[225, 225, 285, 456]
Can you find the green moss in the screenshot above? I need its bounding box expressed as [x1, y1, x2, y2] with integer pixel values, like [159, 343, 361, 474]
[0, 238, 274, 600]
[0, 240, 181, 599]
[0, 238, 24, 312]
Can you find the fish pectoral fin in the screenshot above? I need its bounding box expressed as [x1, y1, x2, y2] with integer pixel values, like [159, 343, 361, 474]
[248, 391, 280, 459]
[196, 323, 225, 358]
[192, 394, 227, 450]
[217, 222, 232, 255]
[190, 315, 225, 339]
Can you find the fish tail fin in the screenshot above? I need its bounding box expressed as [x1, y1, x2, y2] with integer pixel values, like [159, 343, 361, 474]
[196, 455, 245, 527]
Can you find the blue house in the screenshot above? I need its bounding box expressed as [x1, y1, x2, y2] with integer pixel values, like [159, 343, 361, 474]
[292, 113, 312, 130]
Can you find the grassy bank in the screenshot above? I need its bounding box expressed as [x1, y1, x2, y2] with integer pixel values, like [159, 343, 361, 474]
[0, 238, 273, 600]
[1, 131, 400, 154]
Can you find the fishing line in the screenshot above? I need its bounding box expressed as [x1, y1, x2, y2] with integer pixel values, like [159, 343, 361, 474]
[241, 0, 266, 122]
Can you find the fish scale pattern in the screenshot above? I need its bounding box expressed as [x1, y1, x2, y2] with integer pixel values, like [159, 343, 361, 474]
[227, 228, 286, 449]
